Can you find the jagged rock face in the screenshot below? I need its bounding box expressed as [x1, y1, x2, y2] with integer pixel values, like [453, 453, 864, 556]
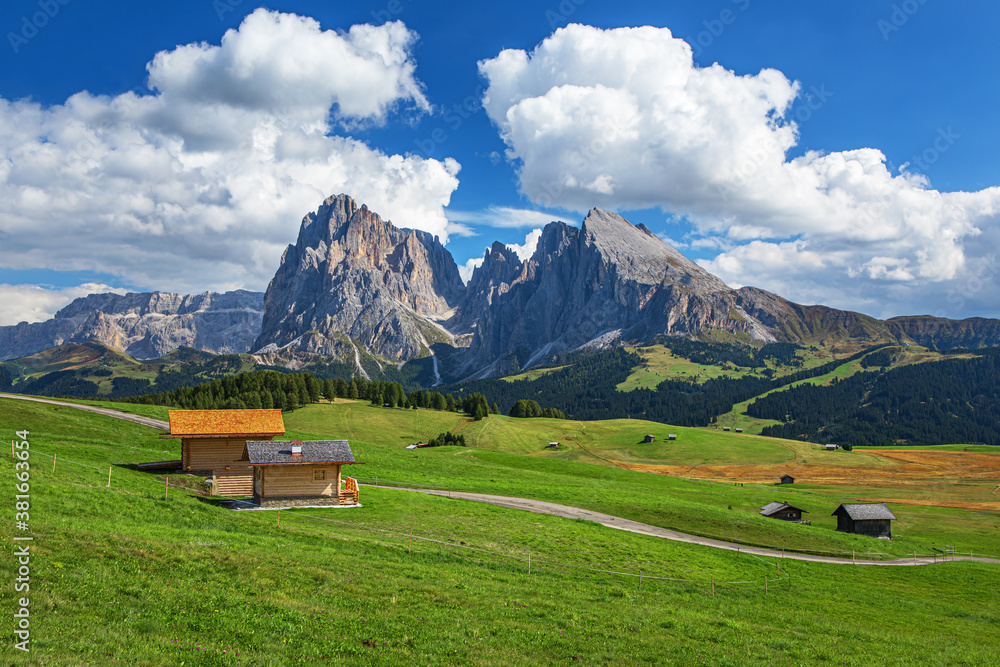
[252, 194, 465, 362]
[454, 209, 782, 379]
[452, 241, 525, 334]
[0, 290, 264, 361]
[9, 195, 1000, 376]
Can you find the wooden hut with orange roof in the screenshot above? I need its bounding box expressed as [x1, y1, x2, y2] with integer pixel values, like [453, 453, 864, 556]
[163, 409, 285, 497]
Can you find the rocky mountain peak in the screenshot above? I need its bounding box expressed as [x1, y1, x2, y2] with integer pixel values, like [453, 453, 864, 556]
[252, 194, 464, 364]
[581, 208, 728, 290]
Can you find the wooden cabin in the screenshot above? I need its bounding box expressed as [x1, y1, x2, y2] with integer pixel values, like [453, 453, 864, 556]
[734, 428, 744, 433]
[825, 444, 839, 451]
[779, 474, 795, 485]
[546, 442, 560, 449]
[245, 440, 361, 508]
[759, 501, 808, 523]
[163, 409, 285, 497]
[667, 434, 677, 441]
[833, 503, 896, 539]
[643, 434, 655, 443]
[722, 427, 731, 432]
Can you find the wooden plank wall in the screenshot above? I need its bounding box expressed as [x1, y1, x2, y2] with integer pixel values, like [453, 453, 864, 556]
[183, 437, 251, 472]
[260, 465, 342, 499]
[216, 471, 254, 497]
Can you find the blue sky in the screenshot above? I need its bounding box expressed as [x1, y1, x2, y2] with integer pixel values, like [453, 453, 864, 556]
[1, 0, 999, 324]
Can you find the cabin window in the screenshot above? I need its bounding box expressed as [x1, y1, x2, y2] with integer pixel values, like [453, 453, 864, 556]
[313, 470, 326, 481]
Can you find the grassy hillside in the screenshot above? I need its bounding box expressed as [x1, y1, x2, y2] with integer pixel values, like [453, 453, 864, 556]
[1, 342, 260, 399]
[281, 401, 1000, 557]
[2, 397, 999, 665]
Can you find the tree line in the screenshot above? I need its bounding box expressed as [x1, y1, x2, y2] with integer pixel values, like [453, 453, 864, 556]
[124, 369, 574, 423]
[444, 345, 887, 426]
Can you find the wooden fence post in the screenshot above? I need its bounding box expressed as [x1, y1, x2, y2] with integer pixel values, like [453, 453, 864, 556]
[107, 467, 112, 487]
[711, 577, 715, 597]
[164, 477, 168, 501]
[639, 569, 642, 593]
[277, 510, 281, 527]
[764, 576, 768, 595]
[52, 454, 57, 473]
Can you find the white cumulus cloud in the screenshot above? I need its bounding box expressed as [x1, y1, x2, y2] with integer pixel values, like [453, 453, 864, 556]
[480, 24, 1000, 317]
[507, 228, 543, 262]
[0, 10, 460, 299]
[0, 283, 129, 325]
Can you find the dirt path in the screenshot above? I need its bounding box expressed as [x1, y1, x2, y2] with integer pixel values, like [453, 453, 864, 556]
[375, 485, 1000, 567]
[0, 393, 169, 431]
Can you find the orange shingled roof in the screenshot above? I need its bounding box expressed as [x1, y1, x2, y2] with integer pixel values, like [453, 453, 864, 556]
[167, 409, 285, 437]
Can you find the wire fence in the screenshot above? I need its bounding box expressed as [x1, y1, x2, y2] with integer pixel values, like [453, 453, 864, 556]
[12, 447, 1000, 585]
[15, 447, 793, 595]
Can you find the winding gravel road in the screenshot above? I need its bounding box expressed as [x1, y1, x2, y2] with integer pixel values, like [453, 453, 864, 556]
[369, 487, 1000, 567]
[4, 392, 996, 567]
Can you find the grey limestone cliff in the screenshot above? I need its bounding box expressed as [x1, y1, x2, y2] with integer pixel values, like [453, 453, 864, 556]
[0, 290, 264, 361]
[252, 194, 465, 363]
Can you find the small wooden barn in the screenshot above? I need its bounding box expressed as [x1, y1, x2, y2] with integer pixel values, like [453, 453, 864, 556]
[825, 444, 839, 451]
[723, 427, 731, 432]
[735, 428, 744, 433]
[163, 409, 285, 497]
[759, 501, 808, 523]
[667, 434, 677, 441]
[643, 434, 655, 443]
[832, 503, 896, 539]
[779, 474, 795, 485]
[246, 440, 361, 508]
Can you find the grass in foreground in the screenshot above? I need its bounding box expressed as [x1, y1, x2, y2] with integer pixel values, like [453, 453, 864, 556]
[2, 398, 999, 666]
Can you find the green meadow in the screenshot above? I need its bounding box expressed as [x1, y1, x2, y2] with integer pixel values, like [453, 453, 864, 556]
[2, 397, 999, 665]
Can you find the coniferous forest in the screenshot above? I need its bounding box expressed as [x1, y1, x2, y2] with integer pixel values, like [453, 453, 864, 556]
[752, 348, 1000, 446]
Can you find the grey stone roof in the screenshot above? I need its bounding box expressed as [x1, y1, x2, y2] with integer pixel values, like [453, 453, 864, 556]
[833, 503, 896, 521]
[245, 440, 356, 465]
[759, 501, 807, 517]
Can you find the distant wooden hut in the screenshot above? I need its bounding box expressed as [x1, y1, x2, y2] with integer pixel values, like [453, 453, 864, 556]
[546, 442, 560, 449]
[163, 409, 285, 497]
[667, 434, 677, 441]
[833, 504, 896, 539]
[734, 428, 744, 433]
[779, 474, 795, 485]
[759, 501, 808, 523]
[722, 427, 731, 432]
[246, 440, 361, 508]
[825, 444, 839, 451]
[643, 434, 655, 443]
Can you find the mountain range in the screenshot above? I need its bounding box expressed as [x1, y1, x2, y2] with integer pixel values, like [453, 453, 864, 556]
[4, 194, 1000, 382]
